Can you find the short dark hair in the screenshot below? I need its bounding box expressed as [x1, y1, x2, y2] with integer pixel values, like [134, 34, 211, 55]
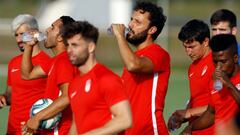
[178, 19, 210, 44]
[210, 9, 237, 28]
[62, 21, 99, 44]
[134, 2, 166, 40]
[210, 34, 238, 55]
[60, 16, 75, 26]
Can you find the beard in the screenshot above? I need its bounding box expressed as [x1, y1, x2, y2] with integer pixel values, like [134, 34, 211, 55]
[126, 28, 148, 46]
[69, 51, 89, 67]
[18, 46, 24, 52]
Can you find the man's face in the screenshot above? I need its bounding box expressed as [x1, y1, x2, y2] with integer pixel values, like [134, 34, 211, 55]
[212, 50, 237, 77]
[67, 34, 90, 67]
[45, 19, 62, 49]
[126, 10, 151, 46]
[211, 21, 233, 36]
[14, 23, 31, 52]
[183, 40, 208, 62]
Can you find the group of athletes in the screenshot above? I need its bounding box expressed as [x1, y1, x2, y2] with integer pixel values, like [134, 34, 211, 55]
[0, 1, 240, 135]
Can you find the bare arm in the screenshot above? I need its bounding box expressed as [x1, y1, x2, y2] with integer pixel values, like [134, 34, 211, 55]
[0, 86, 11, 108]
[180, 105, 215, 135]
[83, 100, 132, 135]
[21, 42, 46, 80]
[226, 82, 240, 107]
[215, 65, 240, 106]
[111, 24, 154, 73]
[168, 105, 208, 131]
[23, 83, 70, 132]
[69, 115, 77, 135]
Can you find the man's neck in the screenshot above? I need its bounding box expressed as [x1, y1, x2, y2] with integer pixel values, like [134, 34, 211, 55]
[51, 42, 66, 56]
[78, 55, 97, 76]
[136, 39, 154, 50]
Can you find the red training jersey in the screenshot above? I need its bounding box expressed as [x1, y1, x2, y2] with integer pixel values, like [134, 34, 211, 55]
[122, 44, 170, 135]
[188, 53, 215, 135]
[40, 51, 77, 135]
[68, 63, 128, 134]
[7, 51, 50, 134]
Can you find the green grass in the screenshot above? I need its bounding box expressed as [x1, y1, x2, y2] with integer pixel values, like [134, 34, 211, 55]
[0, 66, 190, 134]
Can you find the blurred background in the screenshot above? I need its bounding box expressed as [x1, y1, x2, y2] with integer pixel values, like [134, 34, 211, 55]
[0, 0, 240, 134]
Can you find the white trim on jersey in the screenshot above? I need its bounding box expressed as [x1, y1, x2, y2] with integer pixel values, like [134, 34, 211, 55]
[151, 73, 159, 135]
[54, 126, 59, 135]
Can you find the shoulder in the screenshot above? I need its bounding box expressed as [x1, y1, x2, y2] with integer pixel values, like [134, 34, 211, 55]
[94, 64, 122, 84]
[8, 54, 22, 65]
[38, 51, 51, 59]
[153, 44, 170, 56]
[143, 44, 170, 58]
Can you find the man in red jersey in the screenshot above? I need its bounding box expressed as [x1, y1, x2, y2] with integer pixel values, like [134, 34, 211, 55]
[0, 14, 50, 135]
[21, 16, 76, 135]
[61, 21, 132, 134]
[111, 2, 170, 135]
[181, 34, 240, 135]
[168, 19, 214, 135]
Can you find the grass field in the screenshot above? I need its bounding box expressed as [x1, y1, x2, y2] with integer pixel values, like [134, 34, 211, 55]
[0, 66, 189, 134]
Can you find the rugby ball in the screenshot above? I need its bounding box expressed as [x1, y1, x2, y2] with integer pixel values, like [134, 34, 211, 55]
[30, 98, 62, 129]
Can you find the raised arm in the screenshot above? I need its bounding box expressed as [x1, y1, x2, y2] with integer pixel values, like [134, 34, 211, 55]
[111, 24, 154, 73]
[21, 41, 46, 80]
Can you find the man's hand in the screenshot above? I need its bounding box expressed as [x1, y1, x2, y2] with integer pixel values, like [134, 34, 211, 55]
[22, 116, 40, 135]
[0, 94, 7, 109]
[23, 31, 39, 47]
[111, 24, 127, 38]
[168, 109, 191, 131]
[180, 125, 192, 135]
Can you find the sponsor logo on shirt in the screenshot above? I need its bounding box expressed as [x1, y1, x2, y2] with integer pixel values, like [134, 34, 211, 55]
[201, 65, 208, 76]
[85, 79, 91, 93]
[11, 68, 19, 73]
[70, 91, 77, 99]
[235, 83, 240, 91]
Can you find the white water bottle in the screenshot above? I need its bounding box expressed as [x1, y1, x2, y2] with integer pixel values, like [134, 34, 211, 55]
[22, 32, 46, 42]
[214, 79, 223, 91]
[107, 27, 130, 36]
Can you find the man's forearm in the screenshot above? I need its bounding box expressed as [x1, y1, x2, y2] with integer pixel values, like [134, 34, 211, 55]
[21, 45, 34, 80]
[190, 106, 215, 131]
[35, 95, 69, 121]
[227, 83, 240, 107]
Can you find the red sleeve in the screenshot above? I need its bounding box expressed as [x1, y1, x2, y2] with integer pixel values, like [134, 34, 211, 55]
[55, 59, 75, 85]
[39, 58, 53, 74]
[100, 75, 128, 107]
[143, 46, 170, 72]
